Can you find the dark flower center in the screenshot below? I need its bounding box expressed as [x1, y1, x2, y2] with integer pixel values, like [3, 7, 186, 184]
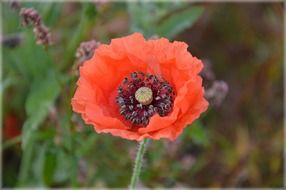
[116, 71, 175, 126]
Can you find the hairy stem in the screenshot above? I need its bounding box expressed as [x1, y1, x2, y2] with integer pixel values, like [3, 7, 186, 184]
[129, 139, 149, 189]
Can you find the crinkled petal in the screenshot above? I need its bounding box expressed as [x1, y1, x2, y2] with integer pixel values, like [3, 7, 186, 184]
[71, 32, 209, 141]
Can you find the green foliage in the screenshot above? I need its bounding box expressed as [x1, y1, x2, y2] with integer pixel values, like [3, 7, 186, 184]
[42, 3, 63, 26]
[22, 74, 60, 149]
[157, 6, 203, 38]
[62, 3, 97, 70]
[128, 2, 204, 39]
[84, 3, 98, 19]
[187, 121, 209, 147]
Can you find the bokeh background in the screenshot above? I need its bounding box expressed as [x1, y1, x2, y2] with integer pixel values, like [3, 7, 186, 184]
[2, 1, 284, 188]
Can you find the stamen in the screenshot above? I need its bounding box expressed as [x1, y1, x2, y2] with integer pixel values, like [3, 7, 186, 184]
[116, 71, 175, 127]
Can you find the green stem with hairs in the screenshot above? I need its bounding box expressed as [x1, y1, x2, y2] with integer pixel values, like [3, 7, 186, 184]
[129, 139, 149, 189]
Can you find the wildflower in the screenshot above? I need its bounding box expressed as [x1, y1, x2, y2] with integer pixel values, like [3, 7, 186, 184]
[9, 0, 21, 11]
[33, 24, 51, 45]
[205, 80, 228, 107]
[19, 7, 51, 46]
[76, 40, 101, 63]
[201, 59, 228, 107]
[2, 33, 23, 48]
[180, 155, 195, 170]
[72, 33, 208, 141]
[201, 59, 215, 82]
[20, 8, 41, 26]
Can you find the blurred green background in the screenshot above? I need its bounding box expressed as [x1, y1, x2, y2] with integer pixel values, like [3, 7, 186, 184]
[1, 1, 284, 188]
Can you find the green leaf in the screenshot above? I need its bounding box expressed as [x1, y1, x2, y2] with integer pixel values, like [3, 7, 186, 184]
[0, 77, 16, 97]
[22, 114, 46, 150]
[84, 3, 98, 20]
[4, 30, 53, 80]
[53, 149, 71, 183]
[157, 6, 204, 39]
[43, 148, 57, 186]
[42, 3, 63, 27]
[32, 143, 48, 186]
[18, 138, 35, 186]
[127, 2, 157, 38]
[22, 74, 60, 149]
[61, 4, 96, 70]
[188, 120, 209, 146]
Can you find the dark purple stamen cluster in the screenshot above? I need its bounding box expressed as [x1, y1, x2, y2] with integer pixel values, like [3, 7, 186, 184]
[116, 71, 175, 126]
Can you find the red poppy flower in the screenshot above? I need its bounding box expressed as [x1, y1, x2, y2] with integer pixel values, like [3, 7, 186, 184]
[72, 33, 208, 141]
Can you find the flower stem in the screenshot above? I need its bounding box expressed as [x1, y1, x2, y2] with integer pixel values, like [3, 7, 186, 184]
[129, 139, 149, 190]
